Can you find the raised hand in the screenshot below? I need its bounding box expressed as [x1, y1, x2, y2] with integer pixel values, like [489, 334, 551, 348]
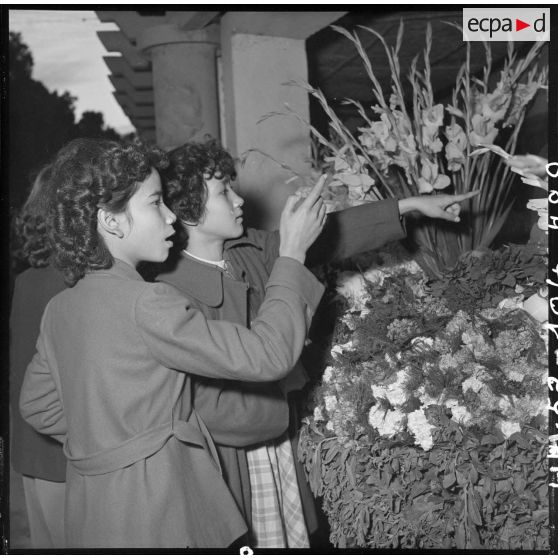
[279, 174, 328, 263]
[506, 154, 548, 178]
[399, 191, 479, 223]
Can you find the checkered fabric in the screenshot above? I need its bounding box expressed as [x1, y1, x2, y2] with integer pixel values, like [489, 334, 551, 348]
[246, 432, 310, 548]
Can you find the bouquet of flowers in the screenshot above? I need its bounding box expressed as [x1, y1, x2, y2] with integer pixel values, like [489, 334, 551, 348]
[299, 246, 548, 549]
[279, 23, 547, 276]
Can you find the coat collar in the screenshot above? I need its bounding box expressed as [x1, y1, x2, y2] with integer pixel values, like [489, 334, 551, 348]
[224, 233, 260, 251]
[162, 252, 225, 308]
[88, 259, 144, 282]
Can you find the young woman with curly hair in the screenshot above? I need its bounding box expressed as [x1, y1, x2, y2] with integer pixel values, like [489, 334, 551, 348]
[19, 137, 327, 548]
[158, 139, 479, 548]
[10, 164, 67, 548]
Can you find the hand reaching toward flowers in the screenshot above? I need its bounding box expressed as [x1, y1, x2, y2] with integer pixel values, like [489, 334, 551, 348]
[506, 153, 548, 190]
[506, 154, 548, 178]
[398, 191, 479, 223]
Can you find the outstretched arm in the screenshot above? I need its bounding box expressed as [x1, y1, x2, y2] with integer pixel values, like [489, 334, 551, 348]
[398, 190, 479, 223]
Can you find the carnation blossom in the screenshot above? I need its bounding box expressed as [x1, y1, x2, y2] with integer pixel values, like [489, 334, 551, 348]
[498, 419, 521, 438]
[368, 404, 406, 438]
[322, 366, 334, 384]
[336, 272, 371, 311]
[462, 376, 485, 394]
[407, 408, 435, 450]
[331, 341, 353, 358]
[371, 368, 410, 408]
[324, 395, 338, 413]
[498, 296, 525, 311]
[445, 399, 474, 426]
[313, 406, 324, 422]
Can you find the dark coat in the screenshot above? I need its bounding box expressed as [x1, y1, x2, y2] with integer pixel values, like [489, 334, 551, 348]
[158, 198, 406, 534]
[10, 265, 67, 481]
[20, 258, 323, 548]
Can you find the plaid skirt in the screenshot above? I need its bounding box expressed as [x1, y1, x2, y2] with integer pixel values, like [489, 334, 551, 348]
[246, 431, 309, 548]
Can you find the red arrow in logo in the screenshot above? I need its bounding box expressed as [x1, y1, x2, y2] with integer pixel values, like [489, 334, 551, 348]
[516, 18, 530, 31]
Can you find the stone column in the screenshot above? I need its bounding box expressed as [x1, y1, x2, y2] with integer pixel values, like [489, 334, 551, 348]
[219, 12, 346, 229]
[219, 28, 309, 227]
[139, 24, 220, 150]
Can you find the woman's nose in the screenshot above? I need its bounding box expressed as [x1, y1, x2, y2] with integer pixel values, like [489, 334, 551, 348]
[164, 204, 177, 224]
[232, 190, 244, 208]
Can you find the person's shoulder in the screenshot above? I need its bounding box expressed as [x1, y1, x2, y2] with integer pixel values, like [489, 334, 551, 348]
[13, 265, 66, 302]
[136, 277, 187, 305]
[15, 264, 63, 287]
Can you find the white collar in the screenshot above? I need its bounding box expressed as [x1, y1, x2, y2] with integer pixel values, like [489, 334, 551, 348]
[183, 249, 226, 269]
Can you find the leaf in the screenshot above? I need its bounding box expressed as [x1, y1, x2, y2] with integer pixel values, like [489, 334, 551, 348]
[456, 469, 468, 486]
[323, 443, 340, 465]
[468, 491, 483, 526]
[469, 464, 479, 485]
[455, 522, 466, 548]
[443, 471, 456, 489]
[513, 476, 527, 493]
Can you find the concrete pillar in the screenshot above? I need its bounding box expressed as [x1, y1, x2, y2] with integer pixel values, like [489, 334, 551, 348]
[219, 12, 345, 228]
[219, 31, 308, 227]
[139, 24, 220, 150]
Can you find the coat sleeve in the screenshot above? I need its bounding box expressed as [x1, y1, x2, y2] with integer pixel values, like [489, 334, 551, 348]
[136, 256, 324, 382]
[19, 318, 67, 444]
[193, 378, 289, 447]
[306, 198, 406, 266]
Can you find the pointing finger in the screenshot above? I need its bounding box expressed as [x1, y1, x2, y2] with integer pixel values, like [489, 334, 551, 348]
[300, 173, 329, 209]
[450, 190, 480, 203]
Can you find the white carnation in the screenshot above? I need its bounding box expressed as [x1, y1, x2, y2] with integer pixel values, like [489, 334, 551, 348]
[313, 406, 324, 422]
[498, 419, 521, 438]
[445, 398, 459, 408]
[331, 341, 353, 359]
[410, 336, 434, 351]
[371, 368, 410, 408]
[363, 268, 387, 286]
[462, 376, 485, 394]
[324, 395, 338, 413]
[336, 272, 371, 311]
[368, 404, 405, 438]
[407, 408, 435, 451]
[507, 368, 524, 383]
[498, 296, 524, 311]
[447, 402, 473, 426]
[322, 366, 334, 384]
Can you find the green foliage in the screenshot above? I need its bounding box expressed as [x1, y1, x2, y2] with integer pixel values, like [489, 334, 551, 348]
[299, 413, 548, 549]
[429, 244, 547, 313]
[299, 245, 547, 549]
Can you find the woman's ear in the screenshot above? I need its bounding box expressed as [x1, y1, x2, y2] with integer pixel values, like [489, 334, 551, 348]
[97, 208, 125, 239]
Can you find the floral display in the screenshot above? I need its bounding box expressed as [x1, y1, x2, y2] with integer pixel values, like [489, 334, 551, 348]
[279, 24, 547, 276]
[298, 245, 548, 549]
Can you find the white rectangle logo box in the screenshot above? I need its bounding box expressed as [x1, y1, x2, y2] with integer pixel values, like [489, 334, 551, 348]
[462, 8, 550, 42]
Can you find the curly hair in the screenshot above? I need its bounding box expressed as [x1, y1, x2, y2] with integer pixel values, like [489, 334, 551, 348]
[49, 138, 169, 287]
[12, 165, 55, 270]
[161, 139, 237, 227]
